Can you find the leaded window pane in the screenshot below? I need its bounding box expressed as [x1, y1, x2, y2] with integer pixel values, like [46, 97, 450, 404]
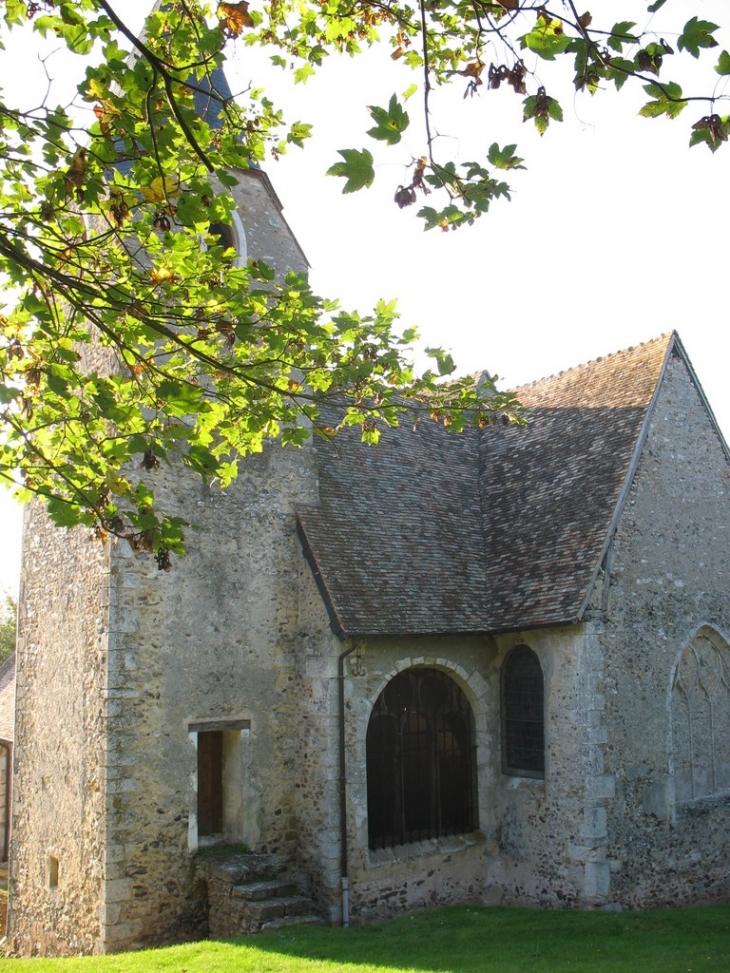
[502, 645, 545, 778]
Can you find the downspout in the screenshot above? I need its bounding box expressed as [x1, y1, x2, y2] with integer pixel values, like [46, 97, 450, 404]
[3, 743, 10, 863]
[338, 641, 358, 928]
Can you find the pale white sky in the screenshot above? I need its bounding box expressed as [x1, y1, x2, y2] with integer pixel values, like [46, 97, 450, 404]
[1, 0, 730, 594]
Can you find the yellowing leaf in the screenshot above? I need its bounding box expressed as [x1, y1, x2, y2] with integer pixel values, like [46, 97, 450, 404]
[64, 147, 87, 193]
[150, 267, 177, 285]
[105, 468, 130, 496]
[93, 101, 120, 137]
[459, 61, 485, 79]
[140, 175, 180, 203]
[639, 82, 687, 120]
[218, 2, 254, 35]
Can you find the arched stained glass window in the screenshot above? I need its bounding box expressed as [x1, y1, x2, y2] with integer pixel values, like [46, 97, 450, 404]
[366, 668, 478, 850]
[502, 645, 545, 778]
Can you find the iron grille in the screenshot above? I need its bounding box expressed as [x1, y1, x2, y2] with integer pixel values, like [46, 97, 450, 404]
[366, 668, 478, 850]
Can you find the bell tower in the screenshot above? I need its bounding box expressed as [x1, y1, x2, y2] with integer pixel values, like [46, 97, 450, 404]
[8, 27, 321, 956]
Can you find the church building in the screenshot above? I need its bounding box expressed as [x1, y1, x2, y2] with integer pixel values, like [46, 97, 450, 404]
[7, 53, 730, 959]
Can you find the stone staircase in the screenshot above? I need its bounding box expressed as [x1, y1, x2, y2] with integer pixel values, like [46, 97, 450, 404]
[195, 851, 323, 938]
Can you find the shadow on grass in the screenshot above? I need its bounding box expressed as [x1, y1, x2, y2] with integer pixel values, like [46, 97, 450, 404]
[1, 903, 729, 973]
[223, 903, 730, 973]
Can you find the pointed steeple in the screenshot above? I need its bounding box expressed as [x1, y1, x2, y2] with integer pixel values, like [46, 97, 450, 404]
[138, 1, 235, 130]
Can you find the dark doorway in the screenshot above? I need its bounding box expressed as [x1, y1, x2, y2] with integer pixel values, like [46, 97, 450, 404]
[197, 730, 223, 836]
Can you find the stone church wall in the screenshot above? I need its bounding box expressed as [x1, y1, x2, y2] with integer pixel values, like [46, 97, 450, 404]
[0, 745, 8, 862]
[488, 623, 610, 907]
[10, 438, 331, 954]
[233, 170, 309, 273]
[96, 438, 322, 949]
[599, 352, 730, 907]
[288, 564, 343, 920]
[341, 625, 594, 921]
[8, 504, 111, 955]
[80, 170, 320, 949]
[343, 637, 495, 920]
[9, 168, 320, 954]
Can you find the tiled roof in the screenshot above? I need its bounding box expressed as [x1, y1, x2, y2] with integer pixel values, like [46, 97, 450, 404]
[114, 6, 240, 181]
[297, 334, 676, 637]
[142, 4, 239, 133]
[192, 67, 234, 131]
[0, 654, 15, 743]
[299, 417, 488, 636]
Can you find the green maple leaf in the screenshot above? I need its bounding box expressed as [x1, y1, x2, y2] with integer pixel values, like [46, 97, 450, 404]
[639, 82, 687, 119]
[46, 497, 82, 529]
[487, 143, 525, 171]
[520, 17, 572, 61]
[715, 50, 730, 76]
[608, 22, 638, 53]
[293, 62, 315, 84]
[678, 17, 719, 59]
[605, 57, 635, 91]
[326, 148, 375, 193]
[367, 95, 409, 146]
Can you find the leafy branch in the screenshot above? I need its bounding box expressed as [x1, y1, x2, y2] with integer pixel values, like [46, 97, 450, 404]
[314, 1, 730, 220]
[1, 0, 728, 566]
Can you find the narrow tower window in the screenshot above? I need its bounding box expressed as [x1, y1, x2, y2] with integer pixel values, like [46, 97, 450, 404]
[208, 221, 236, 255]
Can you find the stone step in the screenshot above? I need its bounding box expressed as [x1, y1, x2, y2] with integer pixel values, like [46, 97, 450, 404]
[200, 853, 286, 887]
[260, 913, 325, 933]
[242, 895, 316, 924]
[238, 895, 316, 924]
[233, 879, 299, 902]
[196, 852, 322, 938]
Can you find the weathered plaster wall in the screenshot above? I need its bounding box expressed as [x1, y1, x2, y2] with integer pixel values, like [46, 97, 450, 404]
[600, 352, 730, 907]
[9, 504, 111, 956]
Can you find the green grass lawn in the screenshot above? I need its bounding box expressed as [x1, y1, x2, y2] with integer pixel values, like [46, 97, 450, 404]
[1, 904, 728, 973]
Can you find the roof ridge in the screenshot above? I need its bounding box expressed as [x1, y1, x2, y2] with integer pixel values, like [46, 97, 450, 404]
[510, 332, 674, 394]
